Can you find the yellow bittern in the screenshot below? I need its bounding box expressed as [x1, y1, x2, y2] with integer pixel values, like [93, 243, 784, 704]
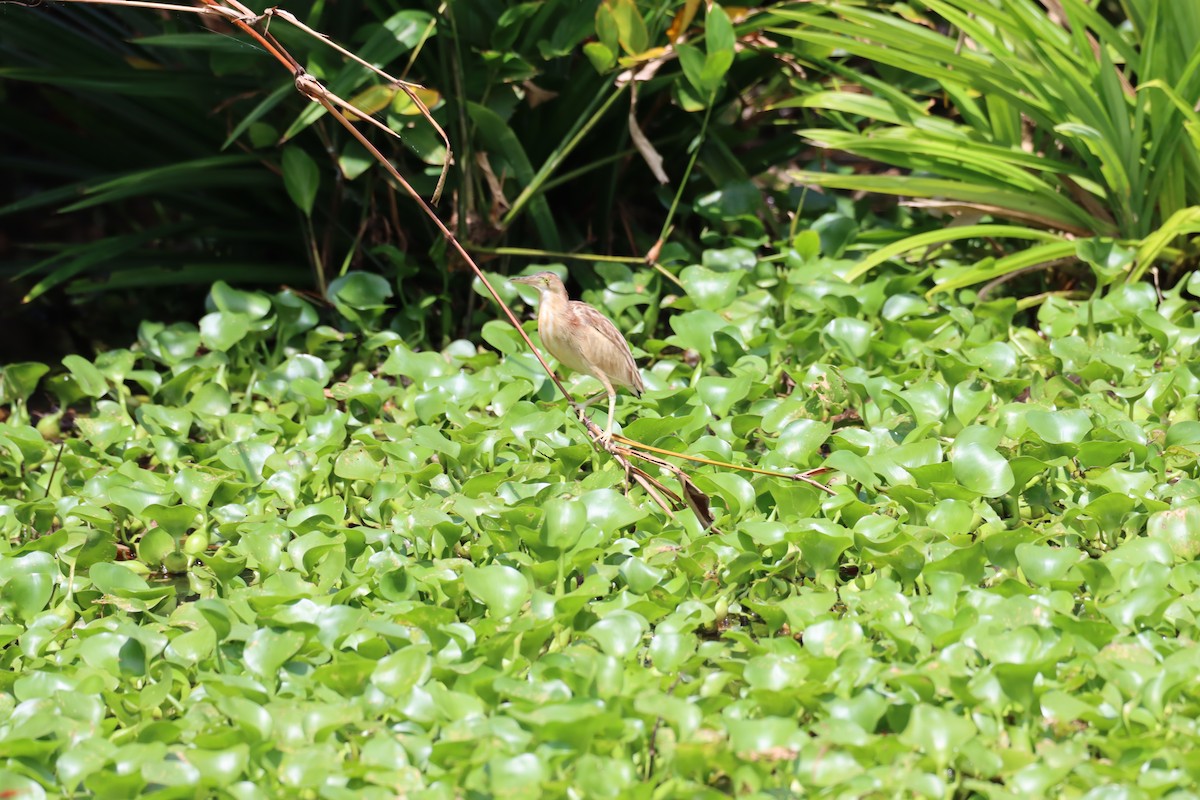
[512, 271, 644, 442]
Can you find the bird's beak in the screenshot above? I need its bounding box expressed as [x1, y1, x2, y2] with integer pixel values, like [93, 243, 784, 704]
[512, 275, 538, 286]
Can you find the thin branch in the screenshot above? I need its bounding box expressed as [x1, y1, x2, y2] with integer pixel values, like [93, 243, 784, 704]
[260, 8, 451, 203]
[612, 434, 836, 494]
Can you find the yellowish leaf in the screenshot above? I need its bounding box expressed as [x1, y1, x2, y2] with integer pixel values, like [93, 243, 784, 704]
[617, 46, 670, 68]
[344, 84, 397, 122]
[666, 0, 702, 43]
[392, 86, 442, 116]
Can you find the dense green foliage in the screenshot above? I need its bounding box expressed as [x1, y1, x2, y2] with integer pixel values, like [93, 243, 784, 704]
[0, 0, 796, 306]
[5, 257, 1200, 795]
[772, 0, 1200, 287]
[6, 0, 1200, 309]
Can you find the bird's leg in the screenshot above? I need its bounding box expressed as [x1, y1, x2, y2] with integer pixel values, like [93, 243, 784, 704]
[574, 389, 607, 412]
[600, 383, 619, 443]
[585, 374, 618, 449]
[605, 391, 617, 443]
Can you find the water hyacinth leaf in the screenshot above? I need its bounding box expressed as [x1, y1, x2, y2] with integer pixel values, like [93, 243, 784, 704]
[0, 772, 46, 800]
[1026, 409, 1093, 445]
[286, 497, 346, 532]
[0, 552, 56, 619]
[1, 362, 49, 405]
[692, 471, 755, 521]
[803, 619, 863, 658]
[823, 317, 872, 359]
[581, 489, 648, 533]
[188, 383, 232, 416]
[726, 717, 803, 756]
[106, 481, 173, 516]
[199, 311, 251, 351]
[541, 496, 587, 550]
[489, 753, 547, 795]
[588, 610, 648, 658]
[243, 628, 306, 679]
[1147, 505, 1200, 560]
[950, 442, 1014, 498]
[88, 563, 173, 603]
[952, 380, 992, 427]
[186, 746, 249, 786]
[695, 375, 752, 417]
[968, 342, 1018, 378]
[372, 646, 431, 697]
[1166, 421, 1200, 447]
[813, 214, 857, 258]
[745, 653, 807, 692]
[218, 441, 274, 484]
[75, 529, 117, 570]
[680, 265, 744, 311]
[143, 504, 201, 537]
[900, 705, 976, 767]
[648, 630, 696, 672]
[1016, 543, 1081, 585]
[333, 445, 383, 482]
[464, 565, 531, 618]
[327, 271, 393, 310]
[209, 281, 272, 319]
[926, 498, 974, 533]
[776, 418, 832, 465]
[136, 527, 176, 567]
[620, 557, 665, 594]
[62, 355, 108, 398]
[173, 468, 225, 509]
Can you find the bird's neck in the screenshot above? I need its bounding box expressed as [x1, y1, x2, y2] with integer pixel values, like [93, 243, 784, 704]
[539, 287, 569, 328]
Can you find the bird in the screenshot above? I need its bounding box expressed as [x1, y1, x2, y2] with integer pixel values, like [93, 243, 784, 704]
[512, 271, 644, 443]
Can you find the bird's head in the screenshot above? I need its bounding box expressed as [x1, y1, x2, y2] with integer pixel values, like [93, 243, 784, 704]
[512, 271, 566, 296]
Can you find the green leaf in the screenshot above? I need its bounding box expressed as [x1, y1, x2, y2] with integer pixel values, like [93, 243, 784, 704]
[705, 4, 736, 54]
[1147, 505, 1200, 560]
[900, 704, 976, 768]
[1016, 543, 1081, 585]
[540, 496, 587, 550]
[465, 565, 531, 618]
[609, 0, 648, 55]
[62, 355, 108, 398]
[950, 441, 1014, 498]
[243, 628, 306, 679]
[334, 445, 383, 482]
[1, 362, 49, 406]
[281, 146, 320, 217]
[583, 41, 616, 73]
[0, 552, 55, 620]
[587, 610, 647, 658]
[680, 265, 744, 311]
[1026, 409, 1093, 445]
[199, 311, 251, 352]
[327, 272, 393, 309]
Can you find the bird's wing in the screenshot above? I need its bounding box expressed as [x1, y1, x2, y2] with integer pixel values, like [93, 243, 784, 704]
[570, 301, 644, 396]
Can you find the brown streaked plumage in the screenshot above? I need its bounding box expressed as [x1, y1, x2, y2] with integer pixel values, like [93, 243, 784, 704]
[512, 271, 644, 441]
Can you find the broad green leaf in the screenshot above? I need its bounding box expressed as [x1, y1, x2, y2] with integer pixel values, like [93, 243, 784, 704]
[281, 146, 319, 217]
[950, 442, 1014, 497]
[1026, 409, 1093, 445]
[62, 355, 108, 398]
[465, 565, 531, 618]
[1147, 505, 1200, 560]
[588, 610, 648, 658]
